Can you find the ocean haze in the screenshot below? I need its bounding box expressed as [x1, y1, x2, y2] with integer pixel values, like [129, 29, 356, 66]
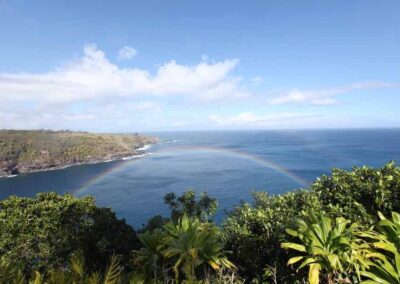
[0, 129, 399, 228]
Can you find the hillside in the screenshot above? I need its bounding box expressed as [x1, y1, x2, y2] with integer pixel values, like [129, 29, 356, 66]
[0, 130, 157, 177]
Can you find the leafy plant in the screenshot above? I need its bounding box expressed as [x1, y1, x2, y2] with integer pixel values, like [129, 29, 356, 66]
[281, 210, 363, 284]
[104, 255, 123, 284]
[1, 163, 400, 283]
[162, 215, 235, 281]
[221, 190, 321, 281]
[133, 229, 166, 281]
[359, 211, 400, 283]
[134, 214, 235, 282]
[0, 254, 125, 284]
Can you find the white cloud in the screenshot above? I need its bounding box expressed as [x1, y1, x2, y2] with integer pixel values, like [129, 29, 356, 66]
[210, 112, 319, 127]
[0, 44, 243, 106]
[118, 46, 137, 60]
[1, 44, 397, 131]
[0, 111, 97, 129]
[251, 76, 263, 86]
[269, 82, 398, 106]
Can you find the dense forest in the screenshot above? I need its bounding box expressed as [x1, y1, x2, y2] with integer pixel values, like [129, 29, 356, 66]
[0, 130, 157, 177]
[1, 162, 400, 283]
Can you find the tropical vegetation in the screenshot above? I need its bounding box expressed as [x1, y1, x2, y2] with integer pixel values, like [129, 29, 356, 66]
[1, 162, 400, 283]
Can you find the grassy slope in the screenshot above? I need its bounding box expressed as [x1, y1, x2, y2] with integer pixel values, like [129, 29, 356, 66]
[0, 130, 157, 176]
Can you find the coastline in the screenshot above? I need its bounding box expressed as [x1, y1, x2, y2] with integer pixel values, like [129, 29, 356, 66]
[0, 144, 155, 179]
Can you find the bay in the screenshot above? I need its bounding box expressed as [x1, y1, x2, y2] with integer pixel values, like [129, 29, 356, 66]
[1, 129, 399, 228]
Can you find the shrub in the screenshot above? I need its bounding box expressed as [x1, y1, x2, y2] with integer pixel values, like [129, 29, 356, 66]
[0, 192, 139, 273]
[221, 190, 321, 282]
[311, 162, 400, 225]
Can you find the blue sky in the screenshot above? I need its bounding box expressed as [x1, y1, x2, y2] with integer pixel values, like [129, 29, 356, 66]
[0, 0, 399, 131]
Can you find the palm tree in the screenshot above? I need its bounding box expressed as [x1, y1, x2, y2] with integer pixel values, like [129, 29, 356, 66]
[281, 210, 362, 284]
[162, 215, 235, 281]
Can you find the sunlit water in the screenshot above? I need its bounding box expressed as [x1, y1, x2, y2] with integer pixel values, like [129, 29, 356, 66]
[1, 129, 400, 228]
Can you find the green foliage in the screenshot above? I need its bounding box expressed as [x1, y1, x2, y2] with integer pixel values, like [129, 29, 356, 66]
[311, 161, 400, 225]
[374, 211, 400, 250]
[221, 190, 321, 281]
[2, 162, 400, 283]
[163, 215, 235, 280]
[133, 229, 165, 281]
[0, 253, 128, 284]
[164, 191, 218, 222]
[0, 193, 139, 273]
[282, 210, 365, 284]
[134, 215, 234, 282]
[140, 191, 218, 233]
[221, 160, 400, 282]
[139, 215, 169, 233]
[359, 211, 400, 283]
[0, 262, 25, 283]
[103, 255, 123, 284]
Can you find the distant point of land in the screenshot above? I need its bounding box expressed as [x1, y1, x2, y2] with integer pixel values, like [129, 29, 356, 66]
[0, 130, 158, 178]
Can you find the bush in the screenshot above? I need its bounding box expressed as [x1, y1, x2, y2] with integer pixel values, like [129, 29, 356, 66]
[221, 190, 321, 282]
[0, 192, 139, 273]
[311, 161, 400, 225]
[2, 162, 400, 283]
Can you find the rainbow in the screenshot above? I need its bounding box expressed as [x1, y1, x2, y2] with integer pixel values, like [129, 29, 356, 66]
[72, 155, 149, 196]
[155, 146, 308, 186]
[73, 145, 308, 196]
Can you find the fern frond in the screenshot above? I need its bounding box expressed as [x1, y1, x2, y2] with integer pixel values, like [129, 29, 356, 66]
[104, 254, 122, 284]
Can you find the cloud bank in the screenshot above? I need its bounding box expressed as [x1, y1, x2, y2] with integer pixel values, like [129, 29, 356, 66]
[0, 44, 246, 106]
[210, 112, 319, 127]
[0, 44, 398, 130]
[268, 82, 397, 106]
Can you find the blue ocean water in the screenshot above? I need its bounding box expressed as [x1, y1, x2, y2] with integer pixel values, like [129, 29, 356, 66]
[0, 129, 399, 228]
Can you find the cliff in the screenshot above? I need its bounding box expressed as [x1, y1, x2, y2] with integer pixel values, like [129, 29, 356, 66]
[0, 130, 157, 177]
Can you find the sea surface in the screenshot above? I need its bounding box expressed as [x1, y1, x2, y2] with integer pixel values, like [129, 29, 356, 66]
[1, 129, 400, 228]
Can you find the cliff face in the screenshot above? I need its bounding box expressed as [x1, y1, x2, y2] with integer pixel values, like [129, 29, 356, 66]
[0, 130, 158, 177]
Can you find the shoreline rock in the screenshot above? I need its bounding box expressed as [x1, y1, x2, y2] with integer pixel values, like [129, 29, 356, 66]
[0, 150, 151, 179]
[0, 130, 158, 179]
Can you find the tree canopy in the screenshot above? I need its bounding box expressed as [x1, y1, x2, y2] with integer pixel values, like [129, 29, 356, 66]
[1, 162, 400, 283]
[0, 192, 139, 273]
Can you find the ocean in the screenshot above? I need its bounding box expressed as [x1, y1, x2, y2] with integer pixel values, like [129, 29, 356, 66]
[1, 129, 399, 228]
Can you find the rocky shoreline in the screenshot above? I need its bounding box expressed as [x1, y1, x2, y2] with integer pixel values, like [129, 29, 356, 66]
[0, 130, 158, 179]
[0, 147, 152, 179]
